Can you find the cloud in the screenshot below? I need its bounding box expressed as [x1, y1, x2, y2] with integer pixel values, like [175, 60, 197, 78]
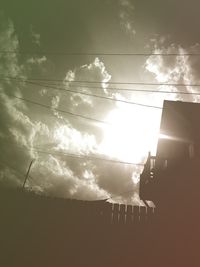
[0, 16, 111, 201]
[27, 56, 47, 65]
[28, 154, 110, 201]
[60, 57, 115, 131]
[64, 57, 111, 90]
[53, 123, 98, 154]
[0, 14, 143, 204]
[118, 0, 136, 37]
[145, 38, 200, 103]
[0, 15, 33, 183]
[95, 162, 135, 194]
[63, 59, 112, 119]
[0, 14, 22, 77]
[30, 26, 41, 46]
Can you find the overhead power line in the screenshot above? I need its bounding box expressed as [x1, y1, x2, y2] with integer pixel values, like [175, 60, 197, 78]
[0, 155, 140, 199]
[1, 76, 200, 96]
[24, 80, 163, 109]
[26, 80, 200, 97]
[1, 75, 200, 87]
[1, 50, 200, 56]
[0, 77, 162, 110]
[9, 93, 162, 126]
[7, 142, 144, 166]
[43, 82, 200, 95]
[42, 80, 200, 87]
[32, 147, 144, 166]
[11, 94, 110, 124]
[1, 77, 163, 109]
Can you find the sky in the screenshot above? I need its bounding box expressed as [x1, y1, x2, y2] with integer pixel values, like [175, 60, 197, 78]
[1, 0, 200, 204]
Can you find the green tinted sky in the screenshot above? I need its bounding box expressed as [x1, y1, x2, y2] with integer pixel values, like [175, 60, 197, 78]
[1, 0, 200, 203]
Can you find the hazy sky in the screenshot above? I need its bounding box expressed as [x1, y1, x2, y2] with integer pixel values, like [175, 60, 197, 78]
[1, 0, 200, 204]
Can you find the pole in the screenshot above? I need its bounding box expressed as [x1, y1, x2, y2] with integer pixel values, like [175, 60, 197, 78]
[22, 159, 35, 189]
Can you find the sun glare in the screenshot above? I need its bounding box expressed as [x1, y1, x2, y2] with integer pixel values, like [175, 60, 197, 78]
[100, 106, 161, 163]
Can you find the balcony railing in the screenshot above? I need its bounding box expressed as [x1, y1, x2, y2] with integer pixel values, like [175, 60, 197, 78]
[139, 153, 169, 202]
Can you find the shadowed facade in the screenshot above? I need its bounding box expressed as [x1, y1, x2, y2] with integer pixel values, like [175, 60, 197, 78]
[140, 100, 200, 266]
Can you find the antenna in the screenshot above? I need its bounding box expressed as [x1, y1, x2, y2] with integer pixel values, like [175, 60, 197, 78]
[22, 159, 35, 189]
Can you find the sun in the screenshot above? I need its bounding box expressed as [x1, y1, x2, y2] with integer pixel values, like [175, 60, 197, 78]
[100, 105, 161, 163]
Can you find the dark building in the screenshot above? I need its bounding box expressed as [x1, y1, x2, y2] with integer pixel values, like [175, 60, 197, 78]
[140, 100, 200, 208]
[139, 100, 200, 267]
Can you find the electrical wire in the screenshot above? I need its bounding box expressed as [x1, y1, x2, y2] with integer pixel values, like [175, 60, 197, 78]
[6, 142, 144, 166]
[3, 76, 200, 95]
[37, 82, 200, 95]
[33, 147, 144, 166]
[1, 50, 200, 56]
[25, 80, 163, 109]
[10, 94, 111, 124]
[0, 77, 163, 109]
[1, 75, 200, 87]
[2, 76, 200, 97]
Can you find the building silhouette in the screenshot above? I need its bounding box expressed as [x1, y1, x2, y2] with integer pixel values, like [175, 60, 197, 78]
[140, 100, 200, 207]
[140, 100, 200, 267]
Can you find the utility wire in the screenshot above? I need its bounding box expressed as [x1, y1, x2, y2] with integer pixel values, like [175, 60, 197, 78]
[33, 147, 144, 166]
[24, 80, 163, 109]
[0, 146, 144, 199]
[1, 75, 200, 87]
[1, 76, 200, 96]
[39, 82, 200, 95]
[11, 92, 159, 128]
[0, 77, 163, 109]
[8, 143, 144, 166]
[10, 94, 110, 124]
[0, 157, 139, 200]
[1, 50, 200, 56]
[27, 80, 200, 96]
[40, 80, 200, 87]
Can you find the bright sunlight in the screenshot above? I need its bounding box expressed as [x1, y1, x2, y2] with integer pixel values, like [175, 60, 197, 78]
[100, 105, 161, 163]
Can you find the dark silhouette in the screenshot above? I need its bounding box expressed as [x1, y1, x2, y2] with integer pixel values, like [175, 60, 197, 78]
[0, 186, 155, 267]
[140, 100, 200, 267]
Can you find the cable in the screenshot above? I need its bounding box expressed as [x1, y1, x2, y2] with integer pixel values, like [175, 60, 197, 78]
[2, 76, 200, 96]
[10, 94, 111, 124]
[33, 147, 144, 166]
[0, 159, 137, 196]
[4, 142, 144, 166]
[24, 80, 163, 109]
[40, 80, 200, 87]
[1, 50, 200, 56]
[10, 93, 160, 128]
[1, 75, 200, 87]
[1, 78, 163, 109]
[44, 82, 200, 95]
[28, 80, 200, 96]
